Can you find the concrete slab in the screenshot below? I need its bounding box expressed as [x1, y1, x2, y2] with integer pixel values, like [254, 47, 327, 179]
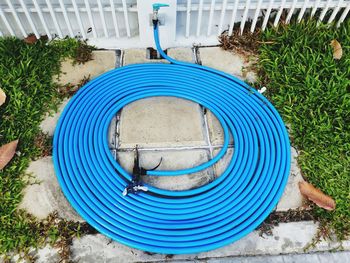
[168, 47, 194, 62]
[199, 47, 257, 83]
[213, 148, 234, 177]
[70, 222, 350, 262]
[207, 110, 233, 146]
[57, 50, 116, 86]
[18, 157, 84, 222]
[213, 146, 304, 211]
[116, 149, 212, 191]
[276, 147, 305, 211]
[40, 98, 70, 136]
[123, 48, 193, 65]
[119, 97, 206, 148]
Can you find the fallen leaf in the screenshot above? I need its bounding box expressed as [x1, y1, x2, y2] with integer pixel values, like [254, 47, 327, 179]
[24, 34, 38, 44]
[330, 39, 342, 60]
[298, 181, 336, 211]
[0, 88, 6, 106]
[0, 140, 19, 170]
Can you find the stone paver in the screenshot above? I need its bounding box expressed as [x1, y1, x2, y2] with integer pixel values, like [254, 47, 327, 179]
[18, 157, 83, 222]
[119, 97, 206, 148]
[57, 50, 116, 86]
[276, 147, 305, 211]
[123, 47, 193, 65]
[40, 98, 70, 136]
[117, 149, 212, 190]
[213, 146, 304, 211]
[69, 222, 350, 262]
[207, 111, 233, 146]
[199, 47, 257, 83]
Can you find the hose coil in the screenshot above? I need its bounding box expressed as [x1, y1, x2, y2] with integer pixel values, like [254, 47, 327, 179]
[53, 26, 291, 254]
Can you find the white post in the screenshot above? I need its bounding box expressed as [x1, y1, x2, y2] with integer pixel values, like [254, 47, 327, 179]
[137, 0, 177, 49]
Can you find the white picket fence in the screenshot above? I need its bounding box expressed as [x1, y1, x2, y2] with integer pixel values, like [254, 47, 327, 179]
[0, 0, 349, 49]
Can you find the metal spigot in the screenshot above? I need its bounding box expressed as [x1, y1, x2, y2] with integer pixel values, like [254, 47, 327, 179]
[152, 3, 169, 24]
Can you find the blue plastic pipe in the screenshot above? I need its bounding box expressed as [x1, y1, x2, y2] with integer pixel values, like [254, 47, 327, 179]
[53, 22, 291, 254]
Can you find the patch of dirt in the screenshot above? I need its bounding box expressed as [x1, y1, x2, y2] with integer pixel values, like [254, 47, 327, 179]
[58, 75, 91, 98]
[257, 209, 316, 237]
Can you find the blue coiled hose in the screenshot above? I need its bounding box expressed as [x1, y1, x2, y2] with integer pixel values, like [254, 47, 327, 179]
[53, 23, 291, 254]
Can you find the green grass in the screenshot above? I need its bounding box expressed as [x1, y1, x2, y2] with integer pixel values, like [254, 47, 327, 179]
[0, 37, 89, 257]
[259, 20, 350, 239]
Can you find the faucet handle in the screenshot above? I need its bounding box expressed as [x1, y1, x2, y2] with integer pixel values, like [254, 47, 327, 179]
[152, 3, 169, 11]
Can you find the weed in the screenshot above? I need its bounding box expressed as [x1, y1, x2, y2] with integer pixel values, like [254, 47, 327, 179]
[0, 36, 94, 260]
[258, 19, 350, 239]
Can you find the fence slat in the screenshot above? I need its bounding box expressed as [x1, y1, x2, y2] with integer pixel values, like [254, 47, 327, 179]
[273, 0, 286, 27]
[286, 0, 298, 24]
[0, 7, 15, 36]
[337, 4, 350, 27]
[58, 0, 74, 37]
[240, 0, 250, 34]
[319, 0, 332, 22]
[207, 0, 215, 36]
[186, 0, 191, 38]
[218, 0, 228, 35]
[328, 0, 343, 23]
[84, 0, 97, 38]
[311, 0, 321, 17]
[110, 0, 120, 38]
[45, 0, 63, 38]
[72, 0, 86, 38]
[122, 0, 131, 37]
[97, 0, 109, 37]
[251, 0, 263, 32]
[19, 0, 39, 38]
[6, 0, 27, 37]
[297, 0, 309, 22]
[33, 0, 51, 39]
[262, 0, 274, 31]
[228, 0, 239, 35]
[196, 0, 204, 36]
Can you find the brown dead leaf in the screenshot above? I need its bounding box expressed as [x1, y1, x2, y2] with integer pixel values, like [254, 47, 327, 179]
[298, 181, 336, 211]
[330, 39, 342, 60]
[24, 34, 38, 44]
[0, 140, 19, 170]
[0, 88, 6, 106]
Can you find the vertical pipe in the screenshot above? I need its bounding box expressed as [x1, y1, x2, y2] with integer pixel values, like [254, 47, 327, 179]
[0, 8, 15, 36]
[311, 0, 321, 17]
[262, 0, 274, 31]
[196, 0, 204, 37]
[319, 0, 332, 22]
[19, 0, 40, 38]
[297, 0, 309, 22]
[218, 0, 228, 35]
[251, 0, 263, 32]
[46, 0, 63, 38]
[6, 0, 27, 37]
[186, 0, 191, 38]
[228, 0, 239, 36]
[33, 0, 51, 40]
[328, 0, 343, 24]
[122, 0, 131, 37]
[84, 0, 97, 38]
[337, 5, 350, 27]
[110, 0, 120, 38]
[240, 0, 251, 34]
[207, 0, 215, 36]
[98, 0, 109, 37]
[58, 0, 74, 37]
[273, 0, 286, 27]
[72, 0, 86, 38]
[286, 0, 298, 24]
